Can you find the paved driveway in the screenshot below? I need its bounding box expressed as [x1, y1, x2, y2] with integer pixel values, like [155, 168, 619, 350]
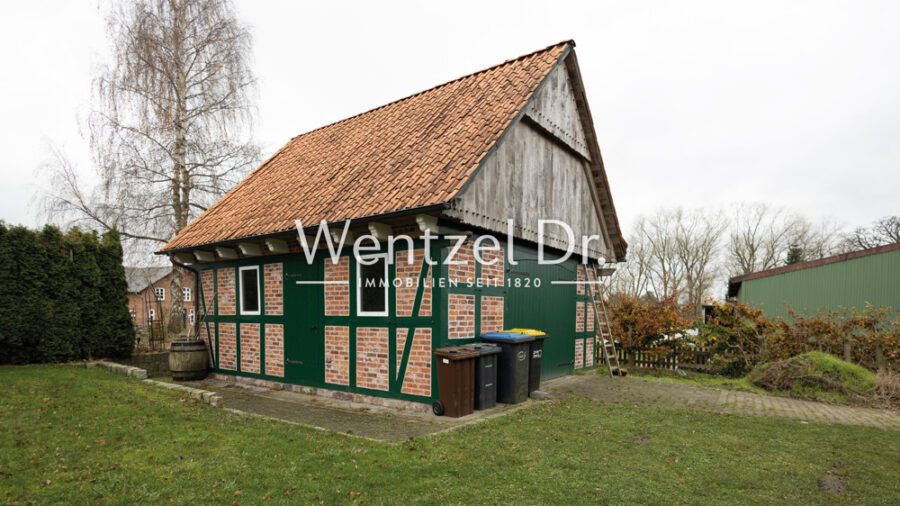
[176, 379, 531, 442]
[545, 374, 900, 431]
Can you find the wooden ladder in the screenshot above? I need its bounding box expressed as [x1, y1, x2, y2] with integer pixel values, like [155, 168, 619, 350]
[588, 277, 622, 378]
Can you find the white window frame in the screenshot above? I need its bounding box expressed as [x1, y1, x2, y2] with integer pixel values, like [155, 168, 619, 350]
[183, 287, 192, 302]
[356, 253, 389, 317]
[188, 309, 195, 325]
[154, 287, 165, 301]
[148, 308, 156, 321]
[239, 265, 261, 315]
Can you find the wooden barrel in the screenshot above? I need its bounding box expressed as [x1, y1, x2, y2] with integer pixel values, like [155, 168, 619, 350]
[169, 340, 209, 381]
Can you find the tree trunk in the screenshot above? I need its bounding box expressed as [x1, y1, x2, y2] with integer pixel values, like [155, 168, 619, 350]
[843, 335, 852, 363]
[875, 344, 886, 373]
[168, 263, 185, 335]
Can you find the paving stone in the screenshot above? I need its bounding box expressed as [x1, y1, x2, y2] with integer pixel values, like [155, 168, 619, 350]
[544, 374, 900, 431]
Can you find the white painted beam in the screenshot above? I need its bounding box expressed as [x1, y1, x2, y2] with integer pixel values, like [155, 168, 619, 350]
[265, 238, 289, 254]
[330, 229, 354, 243]
[193, 250, 215, 262]
[215, 247, 238, 260]
[173, 252, 194, 264]
[415, 214, 439, 234]
[238, 242, 263, 256]
[368, 222, 392, 240]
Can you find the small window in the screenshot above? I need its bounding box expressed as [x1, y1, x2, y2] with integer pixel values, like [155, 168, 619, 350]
[154, 287, 165, 301]
[239, 266, 260, 315]
[357, 254, 388, 317]
[148, 308, 156, 321]
[183, 287, 192, 302]
[128, 309, 136, 321]
[188, 309, 195, 325]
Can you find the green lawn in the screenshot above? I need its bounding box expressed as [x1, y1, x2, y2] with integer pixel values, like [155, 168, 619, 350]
[1, 366, 898, 504]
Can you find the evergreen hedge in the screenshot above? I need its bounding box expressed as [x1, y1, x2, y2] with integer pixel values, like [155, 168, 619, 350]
[0, 222, 135, 364]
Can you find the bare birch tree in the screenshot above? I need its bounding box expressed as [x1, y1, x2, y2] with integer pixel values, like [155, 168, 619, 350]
[41, 0, 260, 333]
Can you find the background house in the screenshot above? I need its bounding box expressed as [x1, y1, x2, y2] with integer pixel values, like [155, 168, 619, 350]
[126, 267, 196, 330]
[728, 242, 900, 320]
[158, 41, 627, 405]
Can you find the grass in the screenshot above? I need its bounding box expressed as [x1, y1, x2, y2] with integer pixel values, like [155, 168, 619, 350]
[1, 365, 898, 504]
[627, 367, 767, 394]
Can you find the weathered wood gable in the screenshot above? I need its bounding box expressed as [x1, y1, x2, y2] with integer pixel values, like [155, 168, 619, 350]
[446, 53, 618, 261]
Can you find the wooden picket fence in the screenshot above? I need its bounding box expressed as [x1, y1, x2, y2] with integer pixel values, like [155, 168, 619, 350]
[616, 344, 712, 372]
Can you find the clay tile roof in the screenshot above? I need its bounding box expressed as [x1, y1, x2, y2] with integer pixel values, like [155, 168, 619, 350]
[160, 41, 573, 252]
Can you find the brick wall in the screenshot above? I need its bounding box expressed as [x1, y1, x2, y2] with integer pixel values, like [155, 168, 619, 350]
[575, 339, 584, 369]
[447, 242, 475, 284]
[201, 270, 215, 316]
[480, 295, 504, 333]
[265, 324, 284, 377]
[324, 326, 349, 385]
[219, 322, 236, 370]
[395, 249, 432, 317]
[448, 293, 475, 339]
[217, 268, 236, 315]
[586, 303, 595, 332]
[324, 257, 349, 316]
[576, 301, 585, 332]
[397, 328, 432, 396]
[356, 327, 389, 391]
[264, 263, 283, 315]
[479, 245, 505, 286]
[585, 338, 594, 367]
[239, 323, 260, 374]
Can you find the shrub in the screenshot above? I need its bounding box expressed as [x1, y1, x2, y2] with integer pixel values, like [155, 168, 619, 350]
[749, 351, 876, 404]
[698, 301, 776, 377]
[606, 295, 692, 364]
[0, 224, 134, 364]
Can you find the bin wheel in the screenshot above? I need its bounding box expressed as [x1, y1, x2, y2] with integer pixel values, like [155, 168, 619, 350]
[432, 401, 444, 416]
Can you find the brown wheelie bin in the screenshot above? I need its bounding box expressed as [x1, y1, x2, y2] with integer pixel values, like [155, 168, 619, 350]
[432, 346, 479, 417]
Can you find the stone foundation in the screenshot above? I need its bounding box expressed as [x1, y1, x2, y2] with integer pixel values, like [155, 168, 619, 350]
[209, 373, 430, 413]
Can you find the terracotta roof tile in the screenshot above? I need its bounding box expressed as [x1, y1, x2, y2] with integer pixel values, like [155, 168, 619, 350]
[161, 41, 572, 252]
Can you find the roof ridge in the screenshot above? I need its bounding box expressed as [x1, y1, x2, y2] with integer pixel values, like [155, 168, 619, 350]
[285, 40, 575, 143]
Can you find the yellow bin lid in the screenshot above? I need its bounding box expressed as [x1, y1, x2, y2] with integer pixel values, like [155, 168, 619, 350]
[502, 328, 547, 337]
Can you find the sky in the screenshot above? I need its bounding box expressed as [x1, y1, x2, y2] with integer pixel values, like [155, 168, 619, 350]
[1, 0, 898, 239]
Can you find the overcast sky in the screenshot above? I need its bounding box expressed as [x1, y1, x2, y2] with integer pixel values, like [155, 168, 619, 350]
[1, 0, 898, 238]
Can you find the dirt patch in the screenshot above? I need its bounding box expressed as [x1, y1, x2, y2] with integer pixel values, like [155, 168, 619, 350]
[627, 436, 650, 444]
[817, 470, 846, 494]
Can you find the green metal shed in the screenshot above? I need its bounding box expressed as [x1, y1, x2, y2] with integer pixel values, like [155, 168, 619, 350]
[728, 242, 900, 321]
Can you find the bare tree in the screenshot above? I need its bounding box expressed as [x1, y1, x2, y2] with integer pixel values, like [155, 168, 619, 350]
[840, 215, 900, 252]
[727, 203, 842, 276]
[608, 232, 652, 300]
[791, 217, 842, 261]
[41, 0, 260, 333]
[727, 203, 796, 275]
[635, 212, 685, 301]
[674, 208, 727, 315]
